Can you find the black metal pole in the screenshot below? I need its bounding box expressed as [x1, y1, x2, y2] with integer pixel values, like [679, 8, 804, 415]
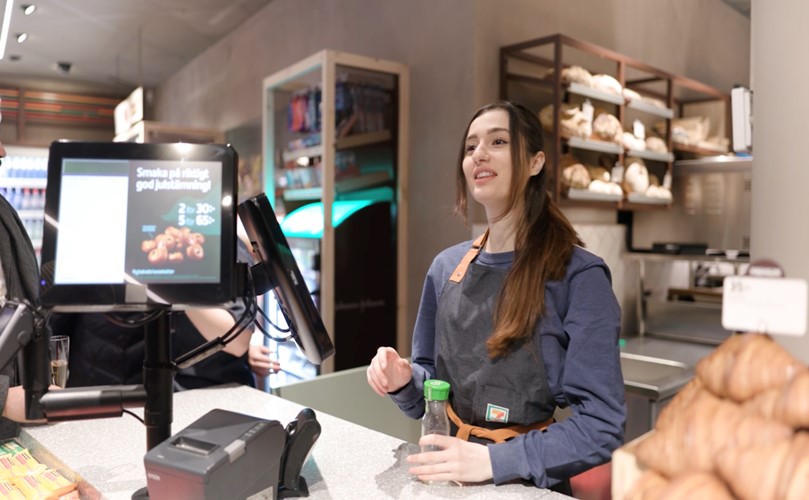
[143, 313, 173, 451]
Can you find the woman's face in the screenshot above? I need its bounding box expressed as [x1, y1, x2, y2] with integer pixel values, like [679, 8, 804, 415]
[462, 109, 513, 215]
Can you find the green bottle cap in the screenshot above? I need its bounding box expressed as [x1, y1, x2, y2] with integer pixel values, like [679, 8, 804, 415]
[423, 379, 450, 401]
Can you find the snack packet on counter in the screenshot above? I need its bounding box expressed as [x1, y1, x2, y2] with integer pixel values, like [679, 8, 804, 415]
[0, 479, 25, 500]
[33, 470, 76, 498]
[11, 451, 47, 476]
[0, 443, 25, 457]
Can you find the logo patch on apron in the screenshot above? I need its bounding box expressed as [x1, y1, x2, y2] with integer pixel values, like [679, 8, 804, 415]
[485, 403, 509, 423]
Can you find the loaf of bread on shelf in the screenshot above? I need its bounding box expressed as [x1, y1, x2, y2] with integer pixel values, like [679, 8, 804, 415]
[562, 163, 590, 189]
[634, 389, 793, 478]
[586, 165, 611, 183]
[538, 103, 591, 139]
[696, 333, 805, 402]
[621, 132, 646, 151]
[645, 136, 668, 154]
[592, 112, 622, 143]
[561, 65, 594, 86]
[622, 158, 649, 195]
[592, 73, 623, 95]
[743, 368, 809, 428]
[716, 432, 809, 500]
[587, 179, 623, 195]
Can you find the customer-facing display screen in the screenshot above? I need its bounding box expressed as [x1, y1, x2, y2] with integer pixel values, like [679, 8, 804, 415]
[54, 158, 222, 285]
[40, 142, 237, 311]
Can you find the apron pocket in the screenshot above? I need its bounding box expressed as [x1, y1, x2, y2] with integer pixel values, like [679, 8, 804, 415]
[474, 384, 525, 426]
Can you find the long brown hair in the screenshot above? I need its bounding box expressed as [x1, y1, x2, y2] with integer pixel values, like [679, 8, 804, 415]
[454, 101, 582, 358]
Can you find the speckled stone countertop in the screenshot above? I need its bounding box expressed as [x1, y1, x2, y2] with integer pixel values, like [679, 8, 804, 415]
[19, 385, 570, 499]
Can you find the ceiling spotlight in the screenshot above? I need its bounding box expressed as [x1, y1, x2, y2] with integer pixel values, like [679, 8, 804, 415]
[16, 33, 26, 43]
[22, 4, 36, 16]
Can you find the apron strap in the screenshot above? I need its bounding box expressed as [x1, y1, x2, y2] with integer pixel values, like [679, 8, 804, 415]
[448, 230, 489, 283]
[446, 404, 553, 444]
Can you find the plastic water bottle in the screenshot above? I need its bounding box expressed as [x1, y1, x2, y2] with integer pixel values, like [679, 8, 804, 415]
[421, 379, 450, 454]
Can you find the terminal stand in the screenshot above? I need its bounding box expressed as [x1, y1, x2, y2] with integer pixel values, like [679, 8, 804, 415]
[142, 313, 174, 451]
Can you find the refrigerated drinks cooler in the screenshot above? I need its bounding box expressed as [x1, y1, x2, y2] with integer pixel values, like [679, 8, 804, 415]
[264, 199, 396, 386]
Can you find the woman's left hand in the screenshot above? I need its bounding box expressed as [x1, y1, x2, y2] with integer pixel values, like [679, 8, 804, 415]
[406, 434, 493, 483]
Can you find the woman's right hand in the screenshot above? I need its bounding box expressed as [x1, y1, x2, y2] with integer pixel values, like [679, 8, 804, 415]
[367, 346, 412, 396]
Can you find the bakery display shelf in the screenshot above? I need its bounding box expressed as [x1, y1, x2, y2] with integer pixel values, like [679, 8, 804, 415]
[626, 149, 675, 163]
[565, 188, 622, 202]
[0, 178, 48, 189]
[567, 82, 624, 106]
[282, 130, 392, 163]
[673, 143, 728, 157]
[626, 193, 672, 205]
[626, 99, 674, 119]
[502, 34, 731, 213]
[567, 136, 623, 155]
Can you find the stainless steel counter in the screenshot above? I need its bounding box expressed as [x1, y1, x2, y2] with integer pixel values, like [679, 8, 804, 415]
[619, 336, 716, 441]
[17, 385, 571, 499]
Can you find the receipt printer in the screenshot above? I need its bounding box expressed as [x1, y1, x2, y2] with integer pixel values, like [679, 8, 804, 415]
[144, 409, 285, 499]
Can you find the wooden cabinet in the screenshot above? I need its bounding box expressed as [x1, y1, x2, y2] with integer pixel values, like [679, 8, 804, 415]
[262, 50, 409, 373]
[500, 34, 729, 211]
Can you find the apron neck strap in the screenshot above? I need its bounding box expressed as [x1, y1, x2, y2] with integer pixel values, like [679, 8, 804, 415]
[449, 230, 488, 284]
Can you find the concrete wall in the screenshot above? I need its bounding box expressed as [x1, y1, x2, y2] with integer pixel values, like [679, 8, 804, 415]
[154, 0, 750, 349]
[751, 0, 809, 362]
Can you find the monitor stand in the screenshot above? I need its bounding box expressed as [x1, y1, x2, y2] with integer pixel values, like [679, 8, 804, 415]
[142, 312, 173, 450]
[133, 311, 174, 499]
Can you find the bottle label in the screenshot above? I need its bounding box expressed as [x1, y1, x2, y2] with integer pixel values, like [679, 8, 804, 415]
[485, 403, 510, 423]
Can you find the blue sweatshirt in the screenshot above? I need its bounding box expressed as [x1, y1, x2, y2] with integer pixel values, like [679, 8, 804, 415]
[390, 241, 626, 487]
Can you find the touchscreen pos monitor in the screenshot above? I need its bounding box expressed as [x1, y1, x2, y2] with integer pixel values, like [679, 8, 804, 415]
[239, 193, 334, 365]
[39, 141, 238, 311]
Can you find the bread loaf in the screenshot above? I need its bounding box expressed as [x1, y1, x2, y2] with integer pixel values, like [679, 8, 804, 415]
[562, 163, 590, 189]
[716, 432, 809, 500]
[592, 112, 622, 143]
[538, 103, 591, 139]
[696, 333, 805, 402]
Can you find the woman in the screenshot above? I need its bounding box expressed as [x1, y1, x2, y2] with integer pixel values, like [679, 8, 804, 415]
[367, 101, 625, 491]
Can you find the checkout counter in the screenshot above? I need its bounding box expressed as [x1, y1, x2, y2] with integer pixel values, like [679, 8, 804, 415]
[15, 385, 572, 499]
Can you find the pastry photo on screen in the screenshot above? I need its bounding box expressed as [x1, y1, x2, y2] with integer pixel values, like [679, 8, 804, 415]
[125, 158, 223, 284]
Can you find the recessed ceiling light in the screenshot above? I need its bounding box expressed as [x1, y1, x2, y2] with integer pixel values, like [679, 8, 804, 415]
[9, 54, 20, 61]
[22, 4, 36, 15]
[16, 33, 26, 43]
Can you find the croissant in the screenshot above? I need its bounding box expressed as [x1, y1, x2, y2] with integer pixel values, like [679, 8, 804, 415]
[744, 369, 809, 428]
[634, 390, 793, 477]
[696, 333, 805, 402]
[655, 377, 703, 432]
[716, 432, 809, 500]
[658, 472, 734, 499]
